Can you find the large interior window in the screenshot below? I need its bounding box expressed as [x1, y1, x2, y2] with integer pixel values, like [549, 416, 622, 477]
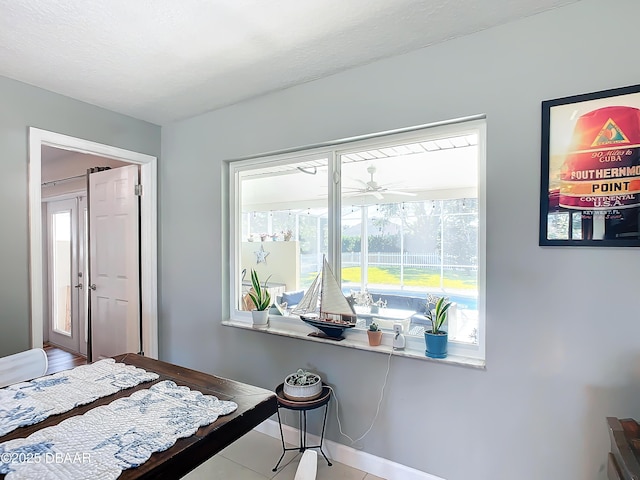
[230, 118, 485, 358]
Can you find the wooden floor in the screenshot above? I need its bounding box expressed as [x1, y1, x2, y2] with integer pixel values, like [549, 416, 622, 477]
[43, 343, 87, 374]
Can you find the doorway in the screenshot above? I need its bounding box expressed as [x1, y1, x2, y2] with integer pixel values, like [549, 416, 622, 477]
[28, 128, 158, 359]
[41, 157, 133, 358]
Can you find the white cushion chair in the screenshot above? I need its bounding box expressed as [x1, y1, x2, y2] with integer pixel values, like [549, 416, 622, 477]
[294, 450, 318, 480]
[0, 348, 48, 388]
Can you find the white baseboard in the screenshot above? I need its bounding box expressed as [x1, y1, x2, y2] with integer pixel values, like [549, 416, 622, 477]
[254, 419, 444, 480]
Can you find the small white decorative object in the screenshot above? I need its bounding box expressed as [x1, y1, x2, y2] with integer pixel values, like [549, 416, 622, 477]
[283, 369, 322, 401]
[254, 244, 270, 264]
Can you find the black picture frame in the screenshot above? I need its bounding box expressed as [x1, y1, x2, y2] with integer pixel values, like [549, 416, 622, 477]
[540, 83, 640, 246]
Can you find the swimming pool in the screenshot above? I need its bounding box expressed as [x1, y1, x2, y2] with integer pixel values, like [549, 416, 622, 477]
[343, 287, 478, 311]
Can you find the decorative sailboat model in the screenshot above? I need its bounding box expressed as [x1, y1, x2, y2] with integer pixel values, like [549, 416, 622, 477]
[291, 257, 357, 340]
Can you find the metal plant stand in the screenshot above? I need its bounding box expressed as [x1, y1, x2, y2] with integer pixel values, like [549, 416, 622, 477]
[272, 383, 332, 472]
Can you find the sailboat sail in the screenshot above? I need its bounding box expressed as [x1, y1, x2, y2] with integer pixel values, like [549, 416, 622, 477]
[290, 271, 320, 316]
[319, 258, 356, 319]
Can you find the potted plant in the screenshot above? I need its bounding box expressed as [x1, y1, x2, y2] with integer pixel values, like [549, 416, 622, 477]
[367, 322, 383, 346]
[283, 369, 322, 401]
[248, 269, 272, 328]
[424, 296, 452, 358]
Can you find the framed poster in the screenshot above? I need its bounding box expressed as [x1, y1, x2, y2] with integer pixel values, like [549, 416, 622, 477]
[540, 84, 640, 246]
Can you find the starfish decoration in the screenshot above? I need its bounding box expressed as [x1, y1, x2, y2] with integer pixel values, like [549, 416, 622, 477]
[115, 392, 166, 414]
[254, 244, 270, 264]
[18, 376, 70, 392]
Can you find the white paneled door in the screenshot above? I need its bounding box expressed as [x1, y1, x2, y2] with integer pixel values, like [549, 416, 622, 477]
[89, 165, 141, 360]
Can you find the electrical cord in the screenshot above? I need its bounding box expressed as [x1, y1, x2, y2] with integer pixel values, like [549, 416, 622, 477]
[327, 347, 393, 448]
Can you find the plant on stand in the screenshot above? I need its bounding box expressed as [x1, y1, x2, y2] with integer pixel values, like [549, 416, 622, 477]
[283, 368, 322, 401]
[367, 322, 383, 346]
[248, 269, 272, 329]
[424, 296, 452, 358]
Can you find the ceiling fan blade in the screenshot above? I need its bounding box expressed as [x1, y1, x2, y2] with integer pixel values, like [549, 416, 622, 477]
[347, 168, 411, 200]
[385, 190, 416, 196]
[345, 190, 384, 199]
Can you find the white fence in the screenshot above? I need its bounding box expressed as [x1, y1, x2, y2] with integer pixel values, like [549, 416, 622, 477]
[301, 252, 476, 276]
[341, 252, 477, 269]
[342, 251, 441, 268]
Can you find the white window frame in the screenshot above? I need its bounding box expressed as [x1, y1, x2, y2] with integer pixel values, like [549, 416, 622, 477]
[226, 117, 486, 364]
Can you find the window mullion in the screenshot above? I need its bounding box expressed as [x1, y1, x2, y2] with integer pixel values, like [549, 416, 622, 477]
[328, 151, 342, 279]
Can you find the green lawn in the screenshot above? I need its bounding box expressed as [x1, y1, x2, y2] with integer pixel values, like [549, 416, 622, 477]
[341, 266, 477, 290]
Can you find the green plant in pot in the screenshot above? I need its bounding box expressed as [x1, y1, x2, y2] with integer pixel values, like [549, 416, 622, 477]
[424, 296, 452, 358]
[367, 321, 383, 346]
[248, 269, 272, 328]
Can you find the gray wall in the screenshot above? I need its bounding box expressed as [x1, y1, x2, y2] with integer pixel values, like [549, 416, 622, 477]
[0, 76, 160, 356]
[159, 1, 640, 478]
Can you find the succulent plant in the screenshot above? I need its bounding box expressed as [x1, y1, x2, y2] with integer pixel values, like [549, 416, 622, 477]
[286, 369, 320, 386]
[425, 296, 452, 334]
[247, 269, 272, 311]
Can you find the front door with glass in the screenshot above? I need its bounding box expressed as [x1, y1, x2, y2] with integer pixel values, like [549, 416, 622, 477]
[46, 198, 83, 353]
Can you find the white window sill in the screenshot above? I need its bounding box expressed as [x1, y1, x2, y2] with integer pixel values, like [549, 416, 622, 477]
[222, 315, 485, 369]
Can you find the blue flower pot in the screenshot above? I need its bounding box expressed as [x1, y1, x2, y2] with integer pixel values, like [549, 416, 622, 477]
[424, 330, 448, 358]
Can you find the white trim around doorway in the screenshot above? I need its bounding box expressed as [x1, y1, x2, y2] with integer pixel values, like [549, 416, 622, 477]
[28, 128, 159, 359]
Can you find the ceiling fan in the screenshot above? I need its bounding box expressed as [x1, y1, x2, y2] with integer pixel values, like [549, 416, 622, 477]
[345, 165, 416, 200]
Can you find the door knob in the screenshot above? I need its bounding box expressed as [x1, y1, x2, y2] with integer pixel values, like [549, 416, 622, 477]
[89, 284, 97, 291]
[74, 283, 83, 289]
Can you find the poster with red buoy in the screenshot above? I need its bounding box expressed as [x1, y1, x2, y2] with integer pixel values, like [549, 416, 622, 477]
[540, 84, 640, 246]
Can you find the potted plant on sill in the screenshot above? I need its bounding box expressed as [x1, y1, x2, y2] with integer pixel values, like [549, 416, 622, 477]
[248, 269, 272, 329]
[424, 296, 452, 358]
[367, 322, 383, 346]
[283, 369, 322, 401]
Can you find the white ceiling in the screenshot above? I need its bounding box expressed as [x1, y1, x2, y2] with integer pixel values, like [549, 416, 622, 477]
[0, 0, 578, 126]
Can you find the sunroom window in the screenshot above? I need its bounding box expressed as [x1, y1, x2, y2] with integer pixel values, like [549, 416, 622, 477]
[229, 118, 485, 358]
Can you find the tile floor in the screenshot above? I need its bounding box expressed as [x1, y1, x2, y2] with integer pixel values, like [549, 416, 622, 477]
[184, 429, 386, 480]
